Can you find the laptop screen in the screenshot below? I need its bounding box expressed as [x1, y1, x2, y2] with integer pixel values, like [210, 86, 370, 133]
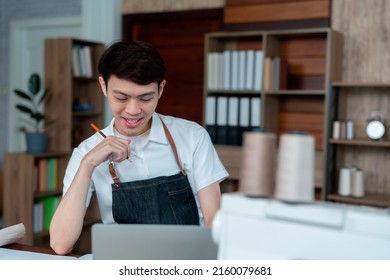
[92, 224, 218, 260]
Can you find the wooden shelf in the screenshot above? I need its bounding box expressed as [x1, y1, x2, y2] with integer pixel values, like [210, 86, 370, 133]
[3, 38, 104, 254]
[73, 76, 99, 82]
[206, 90, 326, 95]
[326, 82, 390, 206]
[207, 89, 260, 95]
[34, 230, 50, 240]
[34, 190, 63, 199]
[330, 139, 390, 147]
[72, 111, 102, 118]
[333, 81, 390, 88]
[327, 193, 390, 208]
[264, 90, 326, 95]
[3, 153, 68, 245]
[45, 38, 104, 153]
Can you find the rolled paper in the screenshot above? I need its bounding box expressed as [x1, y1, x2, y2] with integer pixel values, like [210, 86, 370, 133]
[239, 130, 277, 197]
[275, 132, 315, 203]
[338, 167, 352, 196]
[0, 223, 26, 247]
[351, 168, 365, 198]
[340, 121, 347, 139]
[346, 121, 354, 140]
[333, 121, 341, 139]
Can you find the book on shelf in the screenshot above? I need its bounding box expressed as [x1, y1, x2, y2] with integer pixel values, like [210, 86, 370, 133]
[227, 97, 239, 145]
[245, 50, 255, 90]
[83, 46, 93, 77]
[253, 51, 264, 91]
[223, 50, 231, 90]
[216, 96, 228, 145]
[238, 50, 246, 90]
[238, 97, 251, 146]
[38, 159, 48, 192]
[47, 157, 58, 191]
[33, 203, 43, 233]
[231, 50, 239, 90]
[217, 53, 224, 90]
[72, 45, 81, 77]
[205, 95, 262, 146]
[36, 196, 60, 232]
[72, 44, 93, 78]
[272, 56, 288, 90]
[250, 97, 261, 131]
[207, 49, 264, 91]
[264, 57, 273, 91]
[264, 56, 288, 91]
[34, 157, 59, 193]
[205, 96, 217, 143]
[207, 52, 219, 90]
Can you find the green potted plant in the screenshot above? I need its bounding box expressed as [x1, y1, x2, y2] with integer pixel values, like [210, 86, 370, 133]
[14, 73, 49, 153]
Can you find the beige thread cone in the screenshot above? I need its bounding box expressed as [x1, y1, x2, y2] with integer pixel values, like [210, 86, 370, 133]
[239, 130, 277, 197]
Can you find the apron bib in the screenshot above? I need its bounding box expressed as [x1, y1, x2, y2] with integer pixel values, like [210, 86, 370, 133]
[109, 118, 199, 225]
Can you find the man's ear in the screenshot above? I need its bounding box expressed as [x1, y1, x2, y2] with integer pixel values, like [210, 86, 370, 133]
[98, 76, 108, 96]
[158, 80, 166, 99]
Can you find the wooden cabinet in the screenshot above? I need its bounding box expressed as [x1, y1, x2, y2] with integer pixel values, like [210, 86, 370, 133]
[325, 82, 390, 207]
[203, 28, 342, 194]
[44, 38, 105, 153]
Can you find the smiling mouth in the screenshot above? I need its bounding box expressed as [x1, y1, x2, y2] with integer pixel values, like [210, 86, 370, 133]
[125, 118, 140, 123]
[123, 117, 142, 127]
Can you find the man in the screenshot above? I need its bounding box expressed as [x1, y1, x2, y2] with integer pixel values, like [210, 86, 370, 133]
[50, 41, 228, 255]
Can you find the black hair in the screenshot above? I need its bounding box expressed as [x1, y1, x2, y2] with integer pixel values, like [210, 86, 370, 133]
[98, 40, 166, 87]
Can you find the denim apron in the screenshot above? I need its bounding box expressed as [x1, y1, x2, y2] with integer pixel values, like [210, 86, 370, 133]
[108, 119, 200, 225]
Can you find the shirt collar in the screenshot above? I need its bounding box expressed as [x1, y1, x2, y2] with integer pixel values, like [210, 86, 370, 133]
[105, 112, 168, 145]
[149, 112, 168, 145]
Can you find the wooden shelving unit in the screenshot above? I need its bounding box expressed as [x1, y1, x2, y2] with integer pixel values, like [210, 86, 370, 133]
[327, 193, 390, 208]
[325, 82, 390, 207]
[44, 38, 105, 153]
[203, 28, 342, 193]
[3, 152, 69, 246]
[3, 38, 104, 254]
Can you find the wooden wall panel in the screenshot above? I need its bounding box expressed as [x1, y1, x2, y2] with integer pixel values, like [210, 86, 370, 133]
[123, 10, 223, 124]
[277, 37, 327, 89]
[122, 0, 224, 13]
[332, 0, 390, 82]
[287, 57, 326, 75]
[226, 0, 317, 6]
[278, 96, 325, 150]
[280, 38, 326, 57]
[224, 0, 330, 24]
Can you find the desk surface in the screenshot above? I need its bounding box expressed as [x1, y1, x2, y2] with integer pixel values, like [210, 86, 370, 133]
[1, 243, 84, 260]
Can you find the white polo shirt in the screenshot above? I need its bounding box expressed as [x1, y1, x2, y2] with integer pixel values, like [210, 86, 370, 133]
[63, 112, 229, 225]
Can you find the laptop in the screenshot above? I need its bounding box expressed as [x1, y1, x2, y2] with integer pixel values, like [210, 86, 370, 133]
[91, 224, 218, 260]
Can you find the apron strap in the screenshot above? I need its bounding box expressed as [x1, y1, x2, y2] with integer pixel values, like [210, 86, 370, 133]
[160, 117, 187, 176]
[108, 160, 121, 184]
[108, 116, 186, 184]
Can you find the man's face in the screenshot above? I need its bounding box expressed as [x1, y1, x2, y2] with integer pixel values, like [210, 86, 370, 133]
[99, 75, 165, 137]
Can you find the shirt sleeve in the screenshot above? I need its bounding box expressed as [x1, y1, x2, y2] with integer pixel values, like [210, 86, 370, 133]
[191, 125, 229, 191]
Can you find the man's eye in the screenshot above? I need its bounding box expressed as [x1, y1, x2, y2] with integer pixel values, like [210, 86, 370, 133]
[140, 98, 152, 102]
[116, 97, 127, 102]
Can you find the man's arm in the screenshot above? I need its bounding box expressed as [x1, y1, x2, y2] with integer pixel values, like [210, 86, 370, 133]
[49, 158, 93, 255]
[197, 182, 221, 226]
[50, 136, 131, 255]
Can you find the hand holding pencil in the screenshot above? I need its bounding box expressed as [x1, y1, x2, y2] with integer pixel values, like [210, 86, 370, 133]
[90, 123, 132, 162]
